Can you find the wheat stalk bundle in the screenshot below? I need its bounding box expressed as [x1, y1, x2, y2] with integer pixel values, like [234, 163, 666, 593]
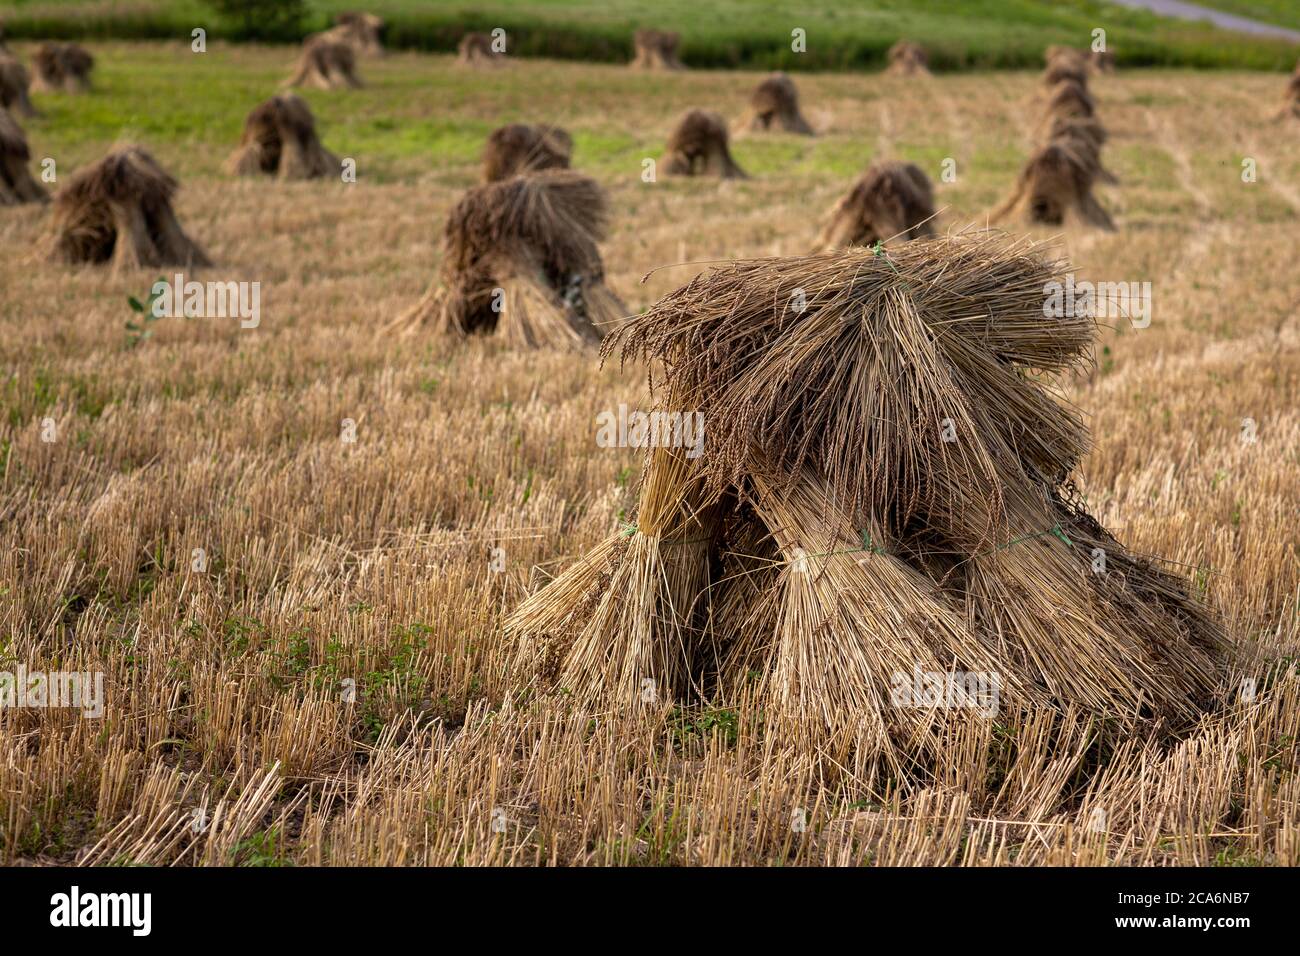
[395, 169, 624, 347]
[630, 29, 684, 70]
[0, 51, 37, 117]
[287, 33, 362, 90]
[992, 139, 1116, 230]
[507, 235, 1227, 753]
[31, 42, 94, 93]
[742, 73, 813, 135]
[46, 145, 210, 271]
[481, 124, 572, 182]
[886, 41, 930, 77]
[226, 93, 340, 180]
[0, 107, 47, 205]
[662, 109, 746, 179]
[329, 11, 385, 57]
[814, 161, 937, 251]
[1043, 78, 1096, 123]
[457, 32, 502, 67]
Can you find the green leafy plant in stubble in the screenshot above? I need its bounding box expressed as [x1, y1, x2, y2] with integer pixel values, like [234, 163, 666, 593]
[124, 277, 168, 349]
[669, 706, 741, 751]
[233, 826, 292, 866]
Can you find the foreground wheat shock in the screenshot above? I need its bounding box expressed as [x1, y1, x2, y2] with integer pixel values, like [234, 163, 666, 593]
[0, 0, 1295, 904]
[508, 235, 1226, 754]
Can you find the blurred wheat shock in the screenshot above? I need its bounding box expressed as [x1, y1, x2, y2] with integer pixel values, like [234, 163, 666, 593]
[0, 35, 1296, 868]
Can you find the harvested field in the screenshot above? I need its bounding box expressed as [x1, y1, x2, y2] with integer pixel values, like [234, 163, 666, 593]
[0, 42, 1297, 867]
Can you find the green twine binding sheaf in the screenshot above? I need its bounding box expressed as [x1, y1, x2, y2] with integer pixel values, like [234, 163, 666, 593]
[618, 522, 714, 546]
[973, 523, 1074, 559]
[802, 530, 889, 560]
[873, 240, 914, 296]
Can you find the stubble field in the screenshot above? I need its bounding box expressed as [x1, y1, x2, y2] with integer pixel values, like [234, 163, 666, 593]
[0, 42, 1297, 865]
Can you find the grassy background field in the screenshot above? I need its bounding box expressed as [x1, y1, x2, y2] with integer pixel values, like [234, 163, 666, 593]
[3, 0, 1299, 69]
[0, 42, 1298, 865]
[1199, 0, 1300, 31]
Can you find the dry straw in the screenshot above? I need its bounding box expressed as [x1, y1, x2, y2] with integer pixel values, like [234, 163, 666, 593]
[0, 107, 47, 205]
[1045, 45, 1088, 68]
[742, 73, 813, 135]
[507, 234, 1226, 759]
[1091, 49, 1116, 73]
[226, 93, 340, 180]
[46, 145, 210, 270]
[996, 47, 1116, 230]
[815, 160, 937, 251]
[1043, 78, 1095, 123]
[1044, 57, 1089, 90]
[662, 109, 746, 179]
[457, 32, 501, 67]
[1047, 115, 1119, 184]
[482, 124, 572, 182]
[328, 11, 386, 57]
[0, 50, 37, 117]
[630, 29, 685, 70]
[395, 169, 625, 347]
[287, 33, 362, 90]
[886, 41, 930, 77]
[31, 42, 94, 93]
[993, 139, 1116, 230]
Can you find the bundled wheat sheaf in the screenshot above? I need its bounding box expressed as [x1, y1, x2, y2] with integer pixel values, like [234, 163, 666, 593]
[1090, 48, 1116, 73]
[0, 49, 37, 117]
[287, 33, 362, 90]
[1043, 57, 1089, 90]
[1044, 77, 1095, 123]
[226, 93, 340, 180]
[0, 106, 47, 205]
[507, 234, 1226, 761]
[630, 29, 684, 70]
[457, 32, 501, 66]
[662, 109, 746, 179]
[1047, 115, 1119, 184]
[815, 160, 936, 251]
[482, 123, 572, 182]
[1045, 45, 1087, 68]
[31, 42, 94, 93]
[995, 49, 1116, 230]
[327, 11, 386, 57]
[742, 72, 813, 135]
[886, 40, 930, 77]
[395, 169, 625, 348]
[46, 144, 211, 270]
